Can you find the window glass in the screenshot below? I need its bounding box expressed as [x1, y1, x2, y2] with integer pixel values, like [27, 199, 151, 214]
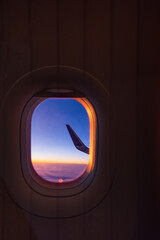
[31, 98, 90, 183]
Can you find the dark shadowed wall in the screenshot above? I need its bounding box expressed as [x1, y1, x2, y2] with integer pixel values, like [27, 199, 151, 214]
[0, 0, 160, 239]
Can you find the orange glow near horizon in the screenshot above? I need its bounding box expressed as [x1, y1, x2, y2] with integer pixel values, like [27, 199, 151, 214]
[32, 158, 88, 165]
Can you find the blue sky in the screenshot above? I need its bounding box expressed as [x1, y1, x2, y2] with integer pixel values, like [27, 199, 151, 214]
[31, 98, 90, 164]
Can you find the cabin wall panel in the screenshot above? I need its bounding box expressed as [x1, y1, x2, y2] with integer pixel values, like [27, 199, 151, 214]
[110, 0, 138, 239]
[138, 0, 160, 239]
[84, 0, 111, 90]
[0, 1, 5, 100]
[27, 215, 84, 240]
[2, 0, 31, 93]
[0, 2, 3, 70]
[0, 179, 4, 240]
[29, 0, 57, 68]
[0, 0, 31, 239]
[0, 2, 4, 239]
[82, 198, 112, 240]
[59, 0, 84, 69]
[1, 190, 33, 240]
[24, 198, 111, 240]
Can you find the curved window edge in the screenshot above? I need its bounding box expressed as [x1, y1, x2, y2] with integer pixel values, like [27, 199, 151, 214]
[20, 89, 97, 194]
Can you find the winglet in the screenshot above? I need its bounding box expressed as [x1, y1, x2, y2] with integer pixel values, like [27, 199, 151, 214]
[66, 124, 89, 154]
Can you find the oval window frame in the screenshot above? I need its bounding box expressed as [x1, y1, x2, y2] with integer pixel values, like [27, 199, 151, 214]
[1, 66, 115, 218]
[21, 89, 97, 195]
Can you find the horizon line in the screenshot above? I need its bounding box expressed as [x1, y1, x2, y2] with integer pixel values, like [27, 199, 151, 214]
[31, 159, 88, 165]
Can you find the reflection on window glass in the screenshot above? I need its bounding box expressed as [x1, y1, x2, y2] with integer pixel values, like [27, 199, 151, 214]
[31, 98, 90, 183]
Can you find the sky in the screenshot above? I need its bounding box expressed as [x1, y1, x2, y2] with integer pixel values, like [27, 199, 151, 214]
[31, 98, 90, 164]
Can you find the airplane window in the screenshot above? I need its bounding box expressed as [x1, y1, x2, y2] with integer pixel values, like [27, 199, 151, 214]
[31, 98, 95, 184]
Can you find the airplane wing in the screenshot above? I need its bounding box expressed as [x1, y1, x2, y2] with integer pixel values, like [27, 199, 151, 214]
[66, 124, 89, 154]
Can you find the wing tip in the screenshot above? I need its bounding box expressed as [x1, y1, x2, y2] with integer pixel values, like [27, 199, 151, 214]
[66, 124, 89, 155]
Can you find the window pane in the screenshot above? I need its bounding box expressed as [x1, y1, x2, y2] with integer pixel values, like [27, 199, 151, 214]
[31, 98, 90, 183]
